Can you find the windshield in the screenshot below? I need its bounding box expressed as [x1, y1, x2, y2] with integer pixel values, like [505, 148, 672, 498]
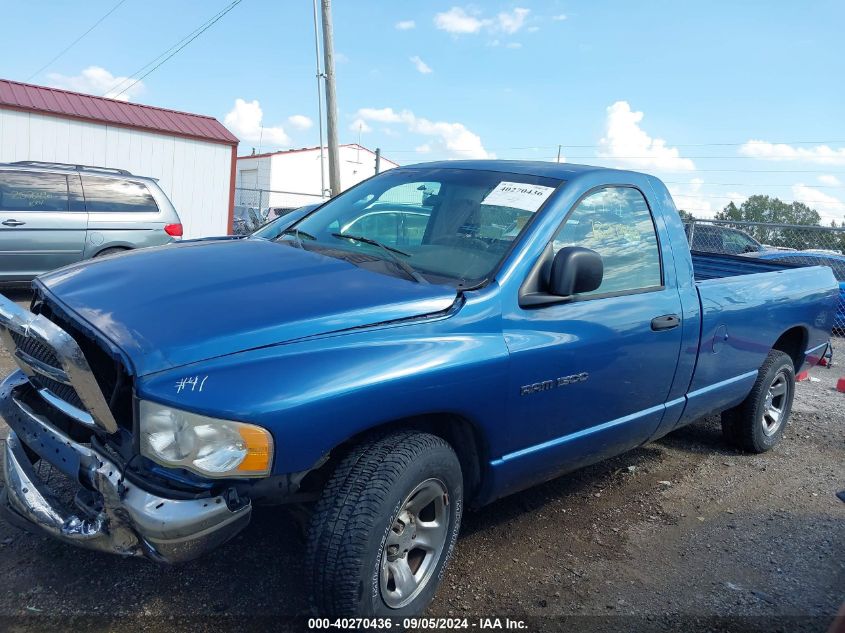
[279, 168, 561, 286]
[252, 205, 320, 240]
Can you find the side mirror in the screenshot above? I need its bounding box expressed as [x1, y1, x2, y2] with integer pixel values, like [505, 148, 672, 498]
[549, 247, 603, 296]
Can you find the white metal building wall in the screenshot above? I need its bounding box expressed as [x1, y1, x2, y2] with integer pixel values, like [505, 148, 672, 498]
[0, 109, 233, 238]
[236, 146, 398, 208]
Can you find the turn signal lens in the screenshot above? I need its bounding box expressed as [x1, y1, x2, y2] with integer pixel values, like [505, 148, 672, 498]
[237, 426, 273, 474]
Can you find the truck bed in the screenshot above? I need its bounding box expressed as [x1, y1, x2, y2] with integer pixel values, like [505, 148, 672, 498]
[678, 251, 837, 428]
[691, 251, 800, 281]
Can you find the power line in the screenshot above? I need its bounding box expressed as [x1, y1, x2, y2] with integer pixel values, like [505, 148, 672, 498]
[391, 153, 845, 175]
[664, 180, 845, 189]
[382, 140, 845, 153]
[104, 0, 243, 99]
[26, 0, 128, 81]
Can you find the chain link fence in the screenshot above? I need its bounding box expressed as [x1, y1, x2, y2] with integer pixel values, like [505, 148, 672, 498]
[233, 188, 326, 234]
[685, 219, 845, 333]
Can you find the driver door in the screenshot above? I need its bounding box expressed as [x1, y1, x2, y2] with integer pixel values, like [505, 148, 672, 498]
[500, 186, 683, 489]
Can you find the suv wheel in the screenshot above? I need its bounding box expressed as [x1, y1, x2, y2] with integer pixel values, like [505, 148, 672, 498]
[306, 431, 463, 617]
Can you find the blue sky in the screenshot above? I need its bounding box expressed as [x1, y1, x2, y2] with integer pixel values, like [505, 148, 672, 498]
[2, 0, 844, 220]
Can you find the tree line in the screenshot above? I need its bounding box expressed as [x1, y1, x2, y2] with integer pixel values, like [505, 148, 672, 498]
[679, 195, 845, 252]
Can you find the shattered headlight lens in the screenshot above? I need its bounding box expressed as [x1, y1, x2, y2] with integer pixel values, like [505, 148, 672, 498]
[139, 400, 273, 478]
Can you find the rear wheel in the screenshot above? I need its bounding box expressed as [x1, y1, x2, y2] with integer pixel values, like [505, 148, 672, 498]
[305, 431, 463, 617]
[721, 350, 795, 453]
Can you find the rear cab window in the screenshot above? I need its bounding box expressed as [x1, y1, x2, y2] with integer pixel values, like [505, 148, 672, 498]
[81, 176, 159, 212]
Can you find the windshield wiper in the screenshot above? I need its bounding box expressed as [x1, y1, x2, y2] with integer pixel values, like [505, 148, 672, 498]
[331, 232, 428, 284]
[278, 228, 317, 248]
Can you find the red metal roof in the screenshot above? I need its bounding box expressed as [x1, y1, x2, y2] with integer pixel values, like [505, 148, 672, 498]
[0, 78, 239, 145]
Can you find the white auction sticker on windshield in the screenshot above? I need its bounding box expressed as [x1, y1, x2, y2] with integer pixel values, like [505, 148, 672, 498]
[481, 181, 556, 212]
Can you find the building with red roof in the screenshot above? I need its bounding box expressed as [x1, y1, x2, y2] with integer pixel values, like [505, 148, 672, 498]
[0, 78, 239, 237]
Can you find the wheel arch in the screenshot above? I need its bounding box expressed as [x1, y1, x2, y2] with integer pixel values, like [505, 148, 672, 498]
[92, 244, 133, 257]
[299, 412, 489, 506]
[771, 326, 808, 372]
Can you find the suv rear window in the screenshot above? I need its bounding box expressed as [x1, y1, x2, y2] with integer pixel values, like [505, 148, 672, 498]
[0, 171, 69, 211]
[81, 176, 159, 212]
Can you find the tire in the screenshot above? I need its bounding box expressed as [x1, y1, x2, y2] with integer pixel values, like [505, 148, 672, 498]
[94, 247, 129, 258]
[306, 431, 463, 617]
[721, 350, 796, 453]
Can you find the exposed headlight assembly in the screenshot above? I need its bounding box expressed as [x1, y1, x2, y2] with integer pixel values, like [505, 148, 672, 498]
[139, 400, 273, 478]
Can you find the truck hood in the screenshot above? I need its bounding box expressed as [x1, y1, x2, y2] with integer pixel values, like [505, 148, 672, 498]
[36, 240, 458, 376]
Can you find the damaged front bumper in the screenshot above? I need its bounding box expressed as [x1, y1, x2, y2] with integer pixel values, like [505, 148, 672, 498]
[0, 375, 251, 563]
[0, 292, 252, 563]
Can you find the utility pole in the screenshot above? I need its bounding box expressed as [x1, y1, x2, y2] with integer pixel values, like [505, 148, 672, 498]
[311, 0, 326, 197]
[556, 144, 562, 163]
[374, 148, 381, 175]
[320, 0, 341, 197]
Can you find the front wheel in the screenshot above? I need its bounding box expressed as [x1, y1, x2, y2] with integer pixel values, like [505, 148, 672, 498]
[306, 432, 463, 617]
[721, 350, 796, 453]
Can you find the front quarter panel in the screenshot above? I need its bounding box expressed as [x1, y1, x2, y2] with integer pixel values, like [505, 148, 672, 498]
[136, 290, 509, 474]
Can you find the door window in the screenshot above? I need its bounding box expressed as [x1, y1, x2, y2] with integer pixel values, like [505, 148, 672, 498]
[0, 172, 69, 211]
[552, 187, 661, 295]
[81, 176, 159, 212]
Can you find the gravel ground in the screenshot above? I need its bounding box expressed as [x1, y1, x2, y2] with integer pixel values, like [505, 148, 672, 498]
[0, 288, 842, 632]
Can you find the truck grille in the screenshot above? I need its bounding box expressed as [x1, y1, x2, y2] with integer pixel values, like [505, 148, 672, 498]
[10, 330, 61, 368]
[0, 293, 120, 434]
[30, 375, 86, 411]
[9, 329, 88, 415]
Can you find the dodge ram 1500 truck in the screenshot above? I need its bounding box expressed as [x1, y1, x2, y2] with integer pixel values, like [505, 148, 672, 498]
[0, 161, 837, 617]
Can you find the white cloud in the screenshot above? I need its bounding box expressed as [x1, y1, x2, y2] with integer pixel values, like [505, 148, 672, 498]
[668, 178, 714, 218]
[598, 101, 696, 171]
[395, 20, 416, 30]
[416, 144, 432, 153]
[725, 191, 749, 206]
[47, 66, 144, 101]
[819, 174, 843, 186]
[527, 26, 540, 33]
[506, 42, 522, 49]
[497, 8, 530, 34]
[224, 98, 290, 147]
[552, 13, 568, 21]
[287, 114, 313, 130]
[410, 55, 433, 74]
[356, 107, 404, 123]
[335, 52, 350, 64]
[792, 183, 845, 224]
[739, 140, 845, 166]
[410, 117, 492, 159]
[434, 6, 532, 36]
[349, 118, 372, 133]
[434, 7, 489, 34]
[355, 107, 492, 159]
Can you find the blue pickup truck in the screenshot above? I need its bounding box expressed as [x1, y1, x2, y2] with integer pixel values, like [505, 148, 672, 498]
[0, 161, 837, 617]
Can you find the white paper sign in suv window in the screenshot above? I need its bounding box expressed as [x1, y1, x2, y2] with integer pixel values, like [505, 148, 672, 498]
[481, 181, 556, 212]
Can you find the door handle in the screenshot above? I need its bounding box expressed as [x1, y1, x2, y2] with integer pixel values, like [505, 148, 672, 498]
[2, 219, 25, 227]
[651, 314, 681, 331]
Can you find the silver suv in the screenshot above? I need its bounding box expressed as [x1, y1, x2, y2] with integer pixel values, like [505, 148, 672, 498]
[0, 161, 182, 284]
